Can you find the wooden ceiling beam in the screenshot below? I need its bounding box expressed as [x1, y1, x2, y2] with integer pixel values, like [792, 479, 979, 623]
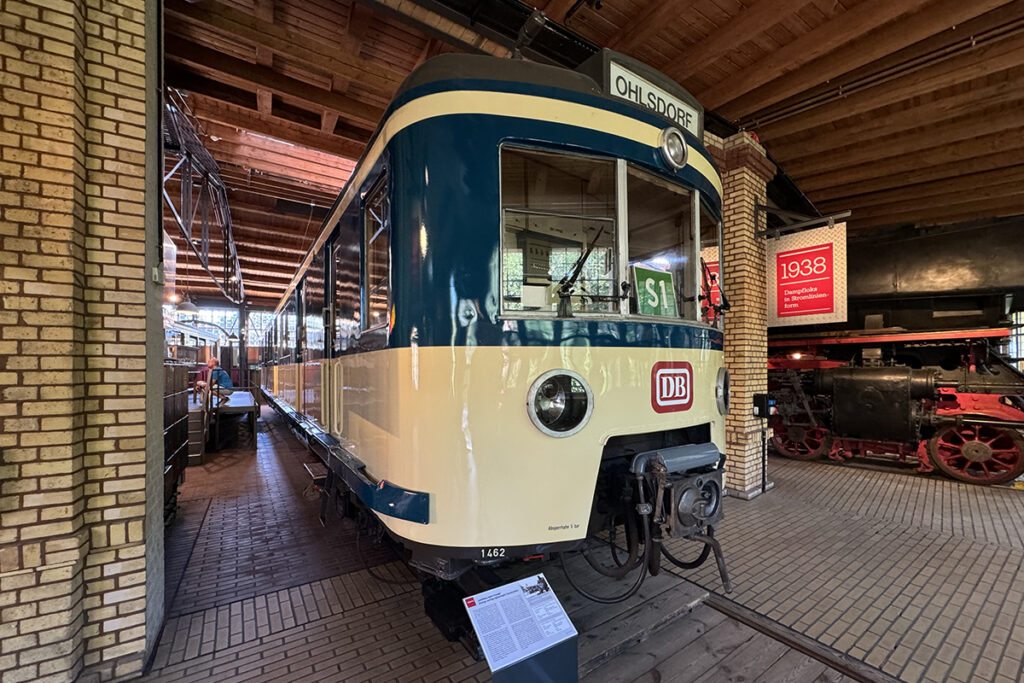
[803, 143, 1024, 199]
[347, 1, 374, 52]
[607, 0, 699, 53]
[361, 0, 511, 57]
[163, 215, 311, 249]
[817, 165, 1024, 214]
[229, 204, 328, 228]
[766, 69, 1024, 159]
[756, 29, 1024, 140]
[220, 166, 339, 198]
[203, 147, 348, 190]
[174, 261, 297, 282]
[165, 36, 385, 126]
[173, 246, 301, 272]
[767, 2, 1024, 120]
[543, 0, 578, 23]
[320, 111, 339, 135]
[185, 289, 283, 307]
[703, 0, 1012, 116]
[663, 0, 816, 83]
[164, 0, 403, 93]
[203, 134, 352, 185]
[415, 37, 443, 68]
[852, 192, 1024, 230]
[839, 175, 1024, 221]
[781, 105, 1024, 177]
[219, 170, 338, 205]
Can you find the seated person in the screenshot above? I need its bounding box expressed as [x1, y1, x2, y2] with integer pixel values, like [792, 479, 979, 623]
[196, 358, 234, 403]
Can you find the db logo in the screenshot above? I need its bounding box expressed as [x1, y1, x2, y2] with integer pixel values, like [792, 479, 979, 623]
[651, 361, 693, 413]
[465, 598, 476, 608]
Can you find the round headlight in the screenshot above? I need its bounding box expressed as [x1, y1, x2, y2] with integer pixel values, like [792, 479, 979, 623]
[527, 370, 593, 437]
[660, 127, 688, 170]
[716, 366, 730, 415]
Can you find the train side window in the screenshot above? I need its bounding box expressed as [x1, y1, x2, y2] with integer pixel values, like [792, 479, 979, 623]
[626, 166, 696, 321]
[362, 175, 390, 330]
[699, 201, 723, 329]
[500, 147, 617, 316]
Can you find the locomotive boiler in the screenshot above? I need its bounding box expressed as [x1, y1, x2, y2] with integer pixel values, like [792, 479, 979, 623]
[256, 48, 733, 622]
[769, 328, 1024, 485]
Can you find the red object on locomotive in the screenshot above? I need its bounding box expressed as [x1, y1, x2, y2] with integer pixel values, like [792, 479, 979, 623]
[768, 328, 1024, 485]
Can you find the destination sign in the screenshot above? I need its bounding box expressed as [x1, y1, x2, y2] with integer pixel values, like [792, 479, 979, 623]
[609, 61, 700, 137]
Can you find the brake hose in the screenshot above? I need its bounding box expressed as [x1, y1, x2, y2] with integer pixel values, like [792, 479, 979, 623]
[560, 473, 652, 604]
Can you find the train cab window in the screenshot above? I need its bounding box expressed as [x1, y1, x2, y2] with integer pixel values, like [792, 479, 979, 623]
[699, 201, 724, 328]
[500, 147, 617, 316]
[626, 167, 696, 320]
[363, 176, 390, 330]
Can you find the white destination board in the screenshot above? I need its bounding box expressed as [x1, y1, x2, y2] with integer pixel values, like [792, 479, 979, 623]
[463, 573, 577, 672]
[609, 61, 700, 137]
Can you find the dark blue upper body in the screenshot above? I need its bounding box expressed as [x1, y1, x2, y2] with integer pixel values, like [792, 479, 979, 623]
[270, 72, 725, 364]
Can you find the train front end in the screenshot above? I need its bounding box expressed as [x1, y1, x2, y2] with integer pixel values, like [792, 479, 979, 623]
[351, 51, 732, 590]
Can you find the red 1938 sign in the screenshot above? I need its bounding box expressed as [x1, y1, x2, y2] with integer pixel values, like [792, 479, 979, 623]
[775, 244, 834, 317]
[767, 223, 846, 327]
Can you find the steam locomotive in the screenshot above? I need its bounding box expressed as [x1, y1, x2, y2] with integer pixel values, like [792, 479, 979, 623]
[768, 223, 1024, 485]
[258, 50, 732, 606]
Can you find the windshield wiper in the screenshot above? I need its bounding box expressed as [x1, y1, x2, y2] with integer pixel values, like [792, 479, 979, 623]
[556, 226, 606, 317]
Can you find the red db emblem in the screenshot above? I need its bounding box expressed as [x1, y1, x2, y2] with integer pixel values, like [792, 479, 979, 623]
[651, 362, 693, 413]
[465, 598, 476, 608]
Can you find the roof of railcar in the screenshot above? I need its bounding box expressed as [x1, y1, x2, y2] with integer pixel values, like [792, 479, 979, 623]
[393, 50, 706, 131]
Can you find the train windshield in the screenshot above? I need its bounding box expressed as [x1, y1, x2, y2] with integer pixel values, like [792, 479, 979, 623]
[501, 147, 618, 315]
[626, 167, 696, 320]
[500, 146, 719, 325]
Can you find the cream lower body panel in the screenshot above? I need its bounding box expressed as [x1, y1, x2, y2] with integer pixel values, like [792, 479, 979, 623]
[323, 345, 724, 550]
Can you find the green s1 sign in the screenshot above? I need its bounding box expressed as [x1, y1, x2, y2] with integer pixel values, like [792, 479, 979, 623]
[633, 265, 677, 318]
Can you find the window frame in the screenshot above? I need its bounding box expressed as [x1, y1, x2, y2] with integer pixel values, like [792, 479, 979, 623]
[498, 143, 621, 320]
[361, 172, 390, 333]
[498, 142, 718, 327]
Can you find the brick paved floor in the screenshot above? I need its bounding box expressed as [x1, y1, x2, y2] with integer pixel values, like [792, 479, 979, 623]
[146, 407, 488, 682]
[146, 408, 855, 683]
[666, 457, 1024, 683]
[166, 412, 393, 618]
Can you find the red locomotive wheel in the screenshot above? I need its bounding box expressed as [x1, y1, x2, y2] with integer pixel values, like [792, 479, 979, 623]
[928, 425, 1024, 485]
[771, 422, 832, 460]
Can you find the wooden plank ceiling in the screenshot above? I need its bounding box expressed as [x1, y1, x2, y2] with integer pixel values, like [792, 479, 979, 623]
[164, 0, 1024, 308]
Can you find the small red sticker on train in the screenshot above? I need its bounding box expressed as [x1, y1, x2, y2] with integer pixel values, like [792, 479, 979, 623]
[651, 361, 693, 413]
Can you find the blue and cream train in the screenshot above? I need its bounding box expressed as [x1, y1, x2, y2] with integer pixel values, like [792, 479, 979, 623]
[259, 50, 732, 594]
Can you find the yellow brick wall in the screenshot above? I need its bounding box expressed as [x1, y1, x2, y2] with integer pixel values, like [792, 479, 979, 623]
[705, 132, 775, 498]
[0, 0, 156, 681]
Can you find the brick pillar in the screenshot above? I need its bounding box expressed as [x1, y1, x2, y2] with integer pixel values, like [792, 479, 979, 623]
[706, 132, 776, 499]
[0, 0, 159, 681]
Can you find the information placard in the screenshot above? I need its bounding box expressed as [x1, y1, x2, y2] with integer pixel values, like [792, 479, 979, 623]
[463, 573, 577, 672]
[767, 223, 847, 327]
[633, 265, 678, 318]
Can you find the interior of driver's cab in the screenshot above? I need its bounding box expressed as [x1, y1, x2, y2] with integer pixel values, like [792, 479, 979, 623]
[500, 145, 718, 323]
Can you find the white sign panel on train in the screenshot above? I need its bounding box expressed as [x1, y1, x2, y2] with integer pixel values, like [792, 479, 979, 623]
[608, 62, 700, 137]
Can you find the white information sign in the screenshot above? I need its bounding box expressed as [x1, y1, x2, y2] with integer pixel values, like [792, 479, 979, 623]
[463, 573, 577, 672]
[609, 61, 700, 137]
[767, 223, 848, 327]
